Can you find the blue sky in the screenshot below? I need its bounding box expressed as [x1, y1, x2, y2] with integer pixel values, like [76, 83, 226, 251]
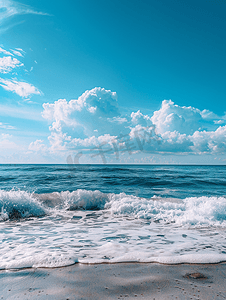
[0, 0, 226, 164]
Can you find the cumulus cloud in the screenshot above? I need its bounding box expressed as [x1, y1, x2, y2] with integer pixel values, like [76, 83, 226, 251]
[148, 100, 226, 154]
[191, 126, 226, 154]
[42, 87, 120, 121]
[0, 56, 23, 73]
[42, 87, 127, 150]
[151, 100, 205, 135]
[131, 110, 152, 127]
[28, 139, 48, 152]
[38, 87, 226, 161]
[200, 109, 219, 120]
[0, 78, 41, 98]
[160, 131, 192, 153]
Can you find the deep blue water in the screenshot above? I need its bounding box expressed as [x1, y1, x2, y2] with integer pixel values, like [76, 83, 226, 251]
[0, 164, 226, 199]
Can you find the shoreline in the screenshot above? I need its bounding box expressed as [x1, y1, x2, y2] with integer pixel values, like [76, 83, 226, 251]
[1, 262, 226, 299]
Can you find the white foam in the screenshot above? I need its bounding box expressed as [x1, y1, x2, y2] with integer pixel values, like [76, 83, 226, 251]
[80, 241, 226, 264]
[2, 189, 226, 227]
[35, 190, 226, 227]
[106, 193, 226, 226]
[1, 248, 78, 269]
[0, 189, 46, 221]
[1, 189, 226, 268]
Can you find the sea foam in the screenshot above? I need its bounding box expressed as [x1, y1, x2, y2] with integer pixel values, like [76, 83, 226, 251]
[107, 193, 226, 226]
[0, 189, 45, 221]
[1, 189, 226, 227]
[1, 189, 226, 269]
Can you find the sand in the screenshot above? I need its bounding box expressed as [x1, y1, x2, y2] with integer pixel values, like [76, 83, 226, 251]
[1, 262, 226, 299]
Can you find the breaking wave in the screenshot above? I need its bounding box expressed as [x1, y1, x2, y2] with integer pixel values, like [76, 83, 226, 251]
[1, 189, 226, 226]
[0, 189, 45, 221]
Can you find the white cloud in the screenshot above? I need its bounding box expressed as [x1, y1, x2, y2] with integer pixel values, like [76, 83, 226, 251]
[0, 45, 41, 99]
[107, 116, 127, 124]
[0, 0, 50, 25]
[201, 109, 219, 120]
[153, 125, 226, 155]
[0, 133, 16, 150]
[10, 49, 25, 57]
[131, 110, 152, 127]
[1, 133, 12, 139]
[42, 87, 125, 150]
[0, 46, 13, 56]
[15, 48, 24, 52]
[160, 130, 192, 153]
[191, 126, 226, 154]
[67, 134, 117, 150]
[0, 121, 15, 129]
[0, 56, 23, 73]
[214, 120, 225, 125]
[151, 100, 204, 135]
[146, 100, 226, 154]
[38, 87, 226, 160]
[28, 139, 48, 152]
[0, 78, 41, 98]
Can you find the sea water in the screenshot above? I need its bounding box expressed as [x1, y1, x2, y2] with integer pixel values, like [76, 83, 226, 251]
[0, 164, 226, 269]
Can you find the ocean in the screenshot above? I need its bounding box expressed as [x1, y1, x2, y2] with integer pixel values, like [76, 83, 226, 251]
[0, 164, 226, 269]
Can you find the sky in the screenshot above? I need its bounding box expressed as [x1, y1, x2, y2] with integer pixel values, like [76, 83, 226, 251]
[0, 0, 226, 164]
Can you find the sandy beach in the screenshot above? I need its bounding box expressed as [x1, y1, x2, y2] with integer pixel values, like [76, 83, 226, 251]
[1, 262, 226, 299]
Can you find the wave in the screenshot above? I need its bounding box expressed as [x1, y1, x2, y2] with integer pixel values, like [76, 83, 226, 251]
[107, 194, 226, 226]
[1, 189, 226, 226]
[0, 190, 45, 221]
[34, 189, 109, 210]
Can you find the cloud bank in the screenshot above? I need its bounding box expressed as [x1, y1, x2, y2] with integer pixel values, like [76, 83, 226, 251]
[32, 87, 226, 163]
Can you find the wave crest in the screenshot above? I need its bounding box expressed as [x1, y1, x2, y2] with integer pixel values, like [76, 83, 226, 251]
[1, 189, 226, 226]
[0, 190, 46, 221]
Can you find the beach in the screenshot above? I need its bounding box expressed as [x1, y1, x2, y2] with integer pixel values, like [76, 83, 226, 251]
[1, 262, 226, 299]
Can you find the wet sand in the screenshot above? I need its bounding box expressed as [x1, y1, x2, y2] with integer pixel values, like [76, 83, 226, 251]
[1, 262, 226, 299]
